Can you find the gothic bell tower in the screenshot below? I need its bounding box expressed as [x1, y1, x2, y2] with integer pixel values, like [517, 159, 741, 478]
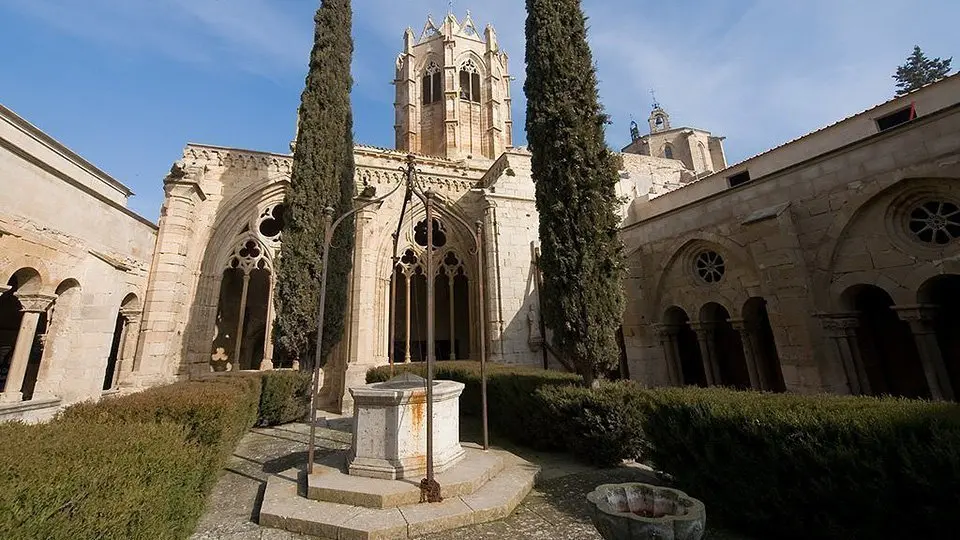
[394, 12, 513, 160]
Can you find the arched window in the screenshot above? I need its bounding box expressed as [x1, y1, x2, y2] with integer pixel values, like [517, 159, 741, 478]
[664, 144, 674, 160]
[421, 61, 442, 105]
[698, 142, 708, 170]
[459, 59, 481, 103]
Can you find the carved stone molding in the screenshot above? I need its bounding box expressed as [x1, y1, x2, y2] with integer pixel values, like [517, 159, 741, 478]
[120, 308, 142, 323]
[0, 285, 10, 296]
[182, 145, 293, 175]
[892, 304, 939, 325]
[815, 312, 861, 337]
[14, 293, 57, 313]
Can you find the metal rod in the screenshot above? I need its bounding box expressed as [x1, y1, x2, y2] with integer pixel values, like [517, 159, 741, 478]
[307, 208, 334, 475]
[233, 272, 251, 368]
[305, 178, 405, 476]
[425, 189, 436, 484]
[476, 220, 488, 451]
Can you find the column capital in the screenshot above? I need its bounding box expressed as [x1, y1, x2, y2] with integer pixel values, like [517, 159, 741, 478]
[0, 285, 11, 296]
[120, 308, 142, 323]
[14, 292, 57, 313]
[728, 318, 752, 332]
[815, 312, 860, 337]
[892, 304, 939, 324]
[688, 321, 717, 334]
[651, 323, 681, 338]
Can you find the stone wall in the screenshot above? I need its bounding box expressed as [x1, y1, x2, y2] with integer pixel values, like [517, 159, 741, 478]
[0, 104, 156, 422]
[619, 88, 960, 395]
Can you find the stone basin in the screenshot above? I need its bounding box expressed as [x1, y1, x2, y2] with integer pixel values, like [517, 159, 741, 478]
[586, 483, 706, 540]
[348, 372, 465, 480]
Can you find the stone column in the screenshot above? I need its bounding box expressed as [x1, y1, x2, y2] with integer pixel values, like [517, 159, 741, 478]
[689, 322, 720, 386]
[1, 293, 56, 402]
[729, 319, 762, 390]
[481, 200, 503, 361]
[260, 274, 276, 371]
[653, 324, 682, 386]
[817, 313, 870, 396]
[448, 274, 456, 360]
[134, 165, 206, 380]
[404, 272, 412, 363]
[232, 273, 251, 369]
[114, 308, 142, 388]
[893, 305, 954, 401]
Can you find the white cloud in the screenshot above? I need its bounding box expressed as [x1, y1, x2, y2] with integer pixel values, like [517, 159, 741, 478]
[8, 0, 958, 164]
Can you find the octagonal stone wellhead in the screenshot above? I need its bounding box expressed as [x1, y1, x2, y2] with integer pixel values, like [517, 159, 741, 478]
[586, 483, 706, 540]
[347, 373, 465, 480]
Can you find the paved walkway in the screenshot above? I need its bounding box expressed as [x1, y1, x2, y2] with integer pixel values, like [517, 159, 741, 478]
[192, 417, 750, 539]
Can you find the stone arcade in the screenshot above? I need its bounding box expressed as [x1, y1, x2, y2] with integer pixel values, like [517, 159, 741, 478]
[2, 11, 960, 424]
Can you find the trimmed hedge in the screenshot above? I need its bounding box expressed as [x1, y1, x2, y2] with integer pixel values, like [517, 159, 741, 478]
[367, 361, 581, 449]
[368, 361, 960, 538]
[256, 370, 312, 426]
[0, 421, 210, 540]
[1, 369, 315, 540]
[640, 387, 960, 540]
[536, 382, 646, 466]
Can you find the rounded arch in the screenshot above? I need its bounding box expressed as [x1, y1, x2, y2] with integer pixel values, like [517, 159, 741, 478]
[742, 297, 786, 392]
[4, 266, 45, 294]
[843, 283, 927, 399]
[915, 274, 960, 399]
[652, 234, 758, 316]
[663, 305, 690, 325]
[660, 306, 706, 387]
[833, 272, 910, 312]
[662, 143, 674, 160]
[819, 177, 960, 272]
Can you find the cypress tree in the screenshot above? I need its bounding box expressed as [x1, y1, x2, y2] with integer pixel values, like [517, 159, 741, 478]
[525, 0, 625, 386]
[274, 0, 356, 371]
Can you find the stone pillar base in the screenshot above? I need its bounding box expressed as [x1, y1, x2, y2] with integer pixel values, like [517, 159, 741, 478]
[0, 391, 23, 404]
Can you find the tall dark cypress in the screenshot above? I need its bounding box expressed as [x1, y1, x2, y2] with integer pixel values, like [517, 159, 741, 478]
[525, 0, 625, 386]
[274, 0, 355, 370]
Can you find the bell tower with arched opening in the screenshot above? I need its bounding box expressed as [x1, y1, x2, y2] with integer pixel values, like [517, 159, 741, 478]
[394, 12, 513, 160]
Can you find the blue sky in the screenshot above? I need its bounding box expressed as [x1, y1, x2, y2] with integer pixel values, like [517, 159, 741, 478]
[1, 0, 956, 222]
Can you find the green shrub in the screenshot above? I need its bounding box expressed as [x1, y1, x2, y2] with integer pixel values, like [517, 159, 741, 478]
[639, 387, 960, 540]
[536, 381, 647, 466]
[0, 421, 210, 540]
[60, 375, 260, 462]
[257, 370, 312, 426]
[367, 361, 581, 449]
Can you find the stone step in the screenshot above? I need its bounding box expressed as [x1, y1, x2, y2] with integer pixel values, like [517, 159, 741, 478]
[259, 449, 540, 539]
[307, 445, 505, 509]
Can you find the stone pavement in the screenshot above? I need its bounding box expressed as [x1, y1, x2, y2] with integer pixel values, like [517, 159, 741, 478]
[191, 417, 752, 539]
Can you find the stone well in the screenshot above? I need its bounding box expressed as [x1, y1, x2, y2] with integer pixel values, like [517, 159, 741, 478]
[348, 373, 465, 480]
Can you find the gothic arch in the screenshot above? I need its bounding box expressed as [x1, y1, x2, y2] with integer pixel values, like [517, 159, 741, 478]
[454, 51, 489, 77]
[182, 182, 287, 371]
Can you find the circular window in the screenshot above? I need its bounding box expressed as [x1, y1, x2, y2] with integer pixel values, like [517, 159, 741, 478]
[908, 201, 960, 245]
[694, 251, 725, 284]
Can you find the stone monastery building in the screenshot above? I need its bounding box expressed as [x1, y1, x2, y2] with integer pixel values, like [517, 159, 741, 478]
[2, 12, 960, 422]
